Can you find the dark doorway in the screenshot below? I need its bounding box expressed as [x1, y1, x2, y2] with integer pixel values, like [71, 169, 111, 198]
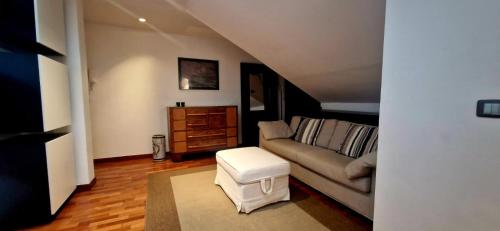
[240, 63, 279, 147]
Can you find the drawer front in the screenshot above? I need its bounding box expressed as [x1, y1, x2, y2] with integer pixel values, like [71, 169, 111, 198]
[173, 131, 186, 142]
[209, 114, 226, 129]
[187, 129, 226, 139]
[227, 137, 238, 148]
[226, 107, 237, 127]
[186, 116, 208, 127]
[173, 120, 186, 131]
[187, 138, 227, 151]
[172, 108, 186, 121]
[227, 127, 237, 137]
[185, 108, 208, 116]
[173, 142, 187, 153]
[208, 107, 226, 113]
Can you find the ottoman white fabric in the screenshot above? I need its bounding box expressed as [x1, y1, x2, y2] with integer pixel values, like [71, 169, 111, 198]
[215, 147, 290, 213]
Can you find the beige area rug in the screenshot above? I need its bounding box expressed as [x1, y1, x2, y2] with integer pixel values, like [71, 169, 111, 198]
[145, 165, 370, 231]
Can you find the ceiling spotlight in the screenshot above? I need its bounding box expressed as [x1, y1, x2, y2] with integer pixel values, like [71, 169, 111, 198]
[138, 18, 147, 23]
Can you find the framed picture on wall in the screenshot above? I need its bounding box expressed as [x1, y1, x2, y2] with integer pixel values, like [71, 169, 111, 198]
[178, 57, 219, 90]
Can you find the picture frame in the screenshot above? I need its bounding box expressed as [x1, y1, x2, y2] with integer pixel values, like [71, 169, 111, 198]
[178, 57, 219, 90]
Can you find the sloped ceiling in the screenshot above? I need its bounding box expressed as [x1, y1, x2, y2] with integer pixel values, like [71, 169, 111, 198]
[168, 0, 386, 102]
[83, 0, 221, 38]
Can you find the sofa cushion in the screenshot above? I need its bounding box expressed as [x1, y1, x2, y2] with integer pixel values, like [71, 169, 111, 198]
[339, 124, 377, 158]
[257, 120, 294, 140]
[328, 121, 352, 152]
[295, 148, 371, 193]
[313, 119, 337, 148]
[294, 118, 324, 145]
[289, 116, 302, 133]
[345, 151, 377, 180]
[261, 138, 320, 163]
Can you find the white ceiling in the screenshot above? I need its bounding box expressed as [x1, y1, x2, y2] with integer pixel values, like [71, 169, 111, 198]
[83, 0, 221, 38]
[169, 0, 386, 102]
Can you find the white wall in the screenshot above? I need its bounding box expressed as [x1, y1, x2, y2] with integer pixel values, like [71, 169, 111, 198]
[321, 102, 379, 113]
[65, 0, 95, 184]
[86, 23, 258, 159]
[375, 1, 500, 230]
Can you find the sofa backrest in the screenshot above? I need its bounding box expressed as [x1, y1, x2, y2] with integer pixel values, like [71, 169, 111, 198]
[289, 116, 378, 158]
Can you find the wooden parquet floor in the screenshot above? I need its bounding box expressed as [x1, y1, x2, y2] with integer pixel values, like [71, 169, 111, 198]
[25, 153, 372, 231]
[25, 154, 216, 231]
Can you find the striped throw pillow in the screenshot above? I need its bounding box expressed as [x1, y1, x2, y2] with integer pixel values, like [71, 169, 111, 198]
[362, 127, 378, 155]
[339, 124, 377, 158]
[294, 118, 324, 145]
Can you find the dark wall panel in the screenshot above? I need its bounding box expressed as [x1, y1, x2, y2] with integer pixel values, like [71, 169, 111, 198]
[0, 136, 52, 229]
[284, 80, 321, 123]
[0, 0, 36, 49]
[320, 110, 379, 126]
[0, 53, 43, 134]
[0, 0, 62, 55]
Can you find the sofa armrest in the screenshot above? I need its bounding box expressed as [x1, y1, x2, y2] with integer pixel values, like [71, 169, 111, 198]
[257, 120, 294, 140]
[259, 130, 265, 148]
[344, 152, 377, 180]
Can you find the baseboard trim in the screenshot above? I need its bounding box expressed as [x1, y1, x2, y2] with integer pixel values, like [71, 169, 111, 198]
[93, 153, 156, 163]
[76, 177, 97, 192]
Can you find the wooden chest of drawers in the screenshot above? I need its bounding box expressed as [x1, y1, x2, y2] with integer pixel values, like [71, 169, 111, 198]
[168, 106, 238, 161]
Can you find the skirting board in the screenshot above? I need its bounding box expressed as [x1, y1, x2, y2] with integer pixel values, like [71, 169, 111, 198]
[75, 177, 96, 192]
[93, 151, 216, 164]
[93, 153, 153, 163]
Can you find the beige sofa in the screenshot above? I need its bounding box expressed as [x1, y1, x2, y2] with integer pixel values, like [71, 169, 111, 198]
[259, 119, 376, 219]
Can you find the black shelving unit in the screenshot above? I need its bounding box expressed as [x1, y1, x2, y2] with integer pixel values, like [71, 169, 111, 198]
[0, 0, 74, 229]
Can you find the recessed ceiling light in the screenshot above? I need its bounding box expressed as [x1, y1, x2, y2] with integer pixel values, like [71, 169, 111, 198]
[138, 18, 147, 23]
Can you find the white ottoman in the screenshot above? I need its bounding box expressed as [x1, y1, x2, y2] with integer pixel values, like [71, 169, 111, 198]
[215, 147, 290, 213]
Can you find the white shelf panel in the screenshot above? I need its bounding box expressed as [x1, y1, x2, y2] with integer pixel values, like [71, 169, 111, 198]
[45, 133, 76, 215]
[34, 0, 67, 55]
[38, 55, 72, 132]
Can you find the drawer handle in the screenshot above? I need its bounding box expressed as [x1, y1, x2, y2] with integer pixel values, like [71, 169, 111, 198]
[188, 143, 226, 149]
[209, 112, 225, 115]
[187, 123, 208, 126]
[186, 113, 208, 116]
[188, 133, 225, 138]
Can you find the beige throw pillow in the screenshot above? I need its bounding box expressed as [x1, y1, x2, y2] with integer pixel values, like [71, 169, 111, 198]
[344, 151, 377, 179]
[313, 119, 337, 148]
[328, 121, 352, 151]
[258, 120, 294, 140]
[289, 116, 302, 133]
